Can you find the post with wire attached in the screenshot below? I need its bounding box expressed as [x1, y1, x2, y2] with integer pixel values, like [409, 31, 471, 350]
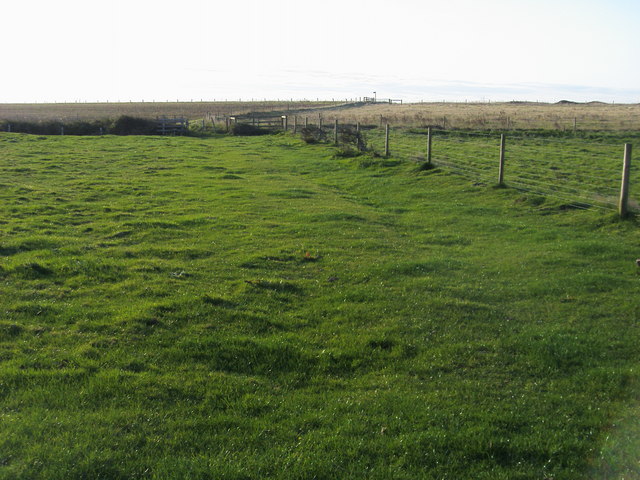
[498, 134, 506, 185]
[427, 127, 432, 165]
[334, 119, 338, 145]
[384, 123, 390, 157]
[619, 143, 632, 218]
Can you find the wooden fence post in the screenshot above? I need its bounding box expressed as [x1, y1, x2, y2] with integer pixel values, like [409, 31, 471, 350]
[573, 117, 577, 134]
[334, 119, 338, 145]
[384, 123, 390, 157]
[318, 114, 322, 128]
[7, 124, 10, 133]
[427, 127, 432, 165]
[305, 117, 308, 128]
[356, 122, 360, 133]
[293, 115, 297, 134]
[498, 134, 506, 185]
[282, 115, 288, 131]
[61, 126, 64, 136]
[619, 143, 632, 217]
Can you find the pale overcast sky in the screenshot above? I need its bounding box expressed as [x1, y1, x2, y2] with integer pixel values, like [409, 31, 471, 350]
[2, 0, 639, 103]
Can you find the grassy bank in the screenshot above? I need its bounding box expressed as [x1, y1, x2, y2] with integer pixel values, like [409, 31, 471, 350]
[0, 132, 639, 479]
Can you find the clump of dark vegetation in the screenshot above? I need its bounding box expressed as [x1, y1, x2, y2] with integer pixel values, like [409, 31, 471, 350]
[0, 116, 281, 137]
[109, 116, 158, 135]
[300, 124, 367, 157]
[230, 123, 270, 136]
[415, 158, 435, 172]
[0, 115, 158, 136]
[334, 126, 367, 157]
[0, 119, 110, 135]
[300, 126, 327, 144]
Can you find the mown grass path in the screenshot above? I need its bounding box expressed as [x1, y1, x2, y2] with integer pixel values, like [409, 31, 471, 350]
[0, 133, 639, 479]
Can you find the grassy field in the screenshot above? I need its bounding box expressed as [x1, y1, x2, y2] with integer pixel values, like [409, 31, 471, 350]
[0, 101, 339, 123]
[360, 128, 640, 212]
[1, 130, 639, 479]
[306, 102, 640, 131]
[3, 101, 640, 132]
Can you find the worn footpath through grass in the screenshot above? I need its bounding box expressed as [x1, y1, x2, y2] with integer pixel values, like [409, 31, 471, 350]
[0, 132, 639, 479]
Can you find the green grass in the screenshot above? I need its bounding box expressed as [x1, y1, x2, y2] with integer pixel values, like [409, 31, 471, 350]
[1, 131, 639, 479]
[364, 128, 640, 210]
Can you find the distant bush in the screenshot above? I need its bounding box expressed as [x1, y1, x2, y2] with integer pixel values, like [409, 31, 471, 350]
[230, 123, 270, 136]
[1, 120, 68, 135]
[65, 120, 109, 135]
[110, 116, 157, 135]
[334, 126, 366, 157]
[300, 126, 326, 144]
[0, 116, 156, 136]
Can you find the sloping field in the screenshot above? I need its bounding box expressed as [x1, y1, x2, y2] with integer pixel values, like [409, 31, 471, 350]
[0, 132, 639, 479]
[299, 102, 640, 131]
[0, 101, 338, 123]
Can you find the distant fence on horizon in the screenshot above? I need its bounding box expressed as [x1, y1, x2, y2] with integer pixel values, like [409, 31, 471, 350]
[362, 97, 403, 104]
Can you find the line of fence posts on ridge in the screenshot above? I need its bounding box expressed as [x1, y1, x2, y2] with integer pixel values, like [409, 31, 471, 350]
[0, 112, 623, 136]
[269, 115, 633, 218]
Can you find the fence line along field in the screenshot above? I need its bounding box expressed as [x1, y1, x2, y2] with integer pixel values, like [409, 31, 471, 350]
[293, 101, 640, 131]
[3, 100, 640, 131]
[1, 128, 639, 479]
[358, 128, 640, 213]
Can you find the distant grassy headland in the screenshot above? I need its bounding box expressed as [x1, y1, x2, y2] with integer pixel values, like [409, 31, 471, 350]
[2, 100, 639, 131]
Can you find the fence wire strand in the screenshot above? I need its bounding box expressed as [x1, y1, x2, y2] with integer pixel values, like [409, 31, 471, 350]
[508, 181, 615, 210]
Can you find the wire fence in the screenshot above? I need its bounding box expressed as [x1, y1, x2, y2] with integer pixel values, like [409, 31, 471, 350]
[358, 126, 639, 213]
[178, 113, 639, 214]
